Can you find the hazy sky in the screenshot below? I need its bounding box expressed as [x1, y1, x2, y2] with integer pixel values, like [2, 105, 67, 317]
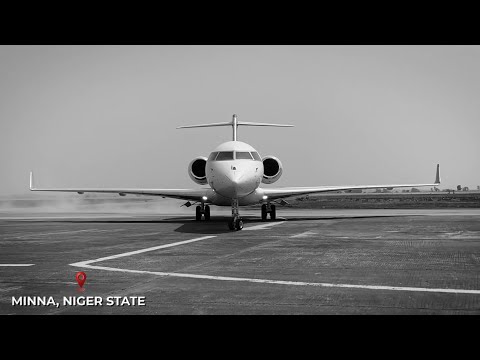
[1, 45, 479, 196]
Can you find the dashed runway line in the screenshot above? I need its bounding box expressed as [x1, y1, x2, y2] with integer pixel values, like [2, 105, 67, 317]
[0, 264, 34, 267]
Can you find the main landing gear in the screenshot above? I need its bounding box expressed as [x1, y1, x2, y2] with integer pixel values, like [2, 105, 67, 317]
[195, 203, 210, 221]
[228, 199, 243, 231]
[261, 203, 276, 221]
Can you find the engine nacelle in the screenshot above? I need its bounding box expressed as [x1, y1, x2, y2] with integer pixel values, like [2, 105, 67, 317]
[188, 156, 208, 185]
[261, 156, 283, 184]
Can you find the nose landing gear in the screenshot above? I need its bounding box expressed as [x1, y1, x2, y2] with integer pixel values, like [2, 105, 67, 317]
[228, 199, 243, 231]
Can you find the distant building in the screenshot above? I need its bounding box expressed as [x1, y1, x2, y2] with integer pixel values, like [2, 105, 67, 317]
[411, 188, 420, 192]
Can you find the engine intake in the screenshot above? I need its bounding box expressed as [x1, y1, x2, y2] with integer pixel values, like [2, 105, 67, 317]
[188, 157, 208, 185]
[262, 156, 283, 184]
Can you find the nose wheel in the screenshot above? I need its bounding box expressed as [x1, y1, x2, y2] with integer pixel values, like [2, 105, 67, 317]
[228, 216, 243, 231]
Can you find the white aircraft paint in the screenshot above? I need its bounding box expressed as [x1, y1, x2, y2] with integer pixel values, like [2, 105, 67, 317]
[29, 114, 441, 230]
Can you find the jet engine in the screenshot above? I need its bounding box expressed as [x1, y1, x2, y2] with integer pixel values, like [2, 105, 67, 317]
[188, 157, 208, 185]
[261, 156, 283, 184]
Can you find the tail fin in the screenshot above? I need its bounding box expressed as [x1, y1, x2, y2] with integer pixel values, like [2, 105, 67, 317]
[177, 114, 293, 141]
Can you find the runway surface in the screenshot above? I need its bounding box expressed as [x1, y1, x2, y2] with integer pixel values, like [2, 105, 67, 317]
[1, 208, 480, 314]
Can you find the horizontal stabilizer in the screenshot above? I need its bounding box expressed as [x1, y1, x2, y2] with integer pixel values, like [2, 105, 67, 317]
[176, 122, 232, 129]
[238, 121, 294, 127]
[177, 114, 293, 141]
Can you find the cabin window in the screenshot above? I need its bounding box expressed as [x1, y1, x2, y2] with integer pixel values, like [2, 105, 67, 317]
[235, 151, 253, 160]
[215, 151, 234, 161]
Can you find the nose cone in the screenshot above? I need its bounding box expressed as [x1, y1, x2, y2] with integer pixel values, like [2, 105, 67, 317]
[230, 172, 255, 197]
[215, 168, 258, 198]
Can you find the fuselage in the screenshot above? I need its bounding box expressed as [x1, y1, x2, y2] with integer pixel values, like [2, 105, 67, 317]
[202, 141, 267, 206]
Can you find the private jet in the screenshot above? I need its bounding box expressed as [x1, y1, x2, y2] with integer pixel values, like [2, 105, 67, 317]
[30, 114, 441, 230]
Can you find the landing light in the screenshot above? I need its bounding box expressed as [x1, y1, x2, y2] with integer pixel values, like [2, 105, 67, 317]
[262, 196, 268, 200]
[202, 196, 208, 201]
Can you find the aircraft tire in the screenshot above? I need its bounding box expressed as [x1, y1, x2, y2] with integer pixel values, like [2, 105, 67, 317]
[235, 218, 243, 230]
[270, 205, 276, 220]
[261, 204, 267, 221]
[195, 206, 202, 221]
[204, 205, 211, 221]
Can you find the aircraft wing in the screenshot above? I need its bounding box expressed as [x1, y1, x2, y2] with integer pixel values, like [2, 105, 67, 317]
[29, 172, 208, 202]
[263, 164, 441, 200]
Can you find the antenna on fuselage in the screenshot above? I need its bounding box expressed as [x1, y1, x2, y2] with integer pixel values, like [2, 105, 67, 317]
[177, 114, 294, 141]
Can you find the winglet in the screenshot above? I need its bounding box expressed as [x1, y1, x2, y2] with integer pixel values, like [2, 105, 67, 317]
[435, 164, 441, 184]
[29, 171, 34, 190]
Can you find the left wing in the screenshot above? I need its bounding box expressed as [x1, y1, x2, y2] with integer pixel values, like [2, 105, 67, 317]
[29, 172, 208, 202]
[263, 164, 441, 200]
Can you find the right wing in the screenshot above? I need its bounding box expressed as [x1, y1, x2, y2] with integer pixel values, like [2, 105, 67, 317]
[263, 164, 441, 200]
[29, 172, 208, 202]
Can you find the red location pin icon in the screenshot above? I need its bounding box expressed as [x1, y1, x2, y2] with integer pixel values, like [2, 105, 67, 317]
[76, 272, 87, 288]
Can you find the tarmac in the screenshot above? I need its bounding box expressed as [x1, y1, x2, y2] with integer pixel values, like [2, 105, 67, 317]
[1, 208, 480, 314]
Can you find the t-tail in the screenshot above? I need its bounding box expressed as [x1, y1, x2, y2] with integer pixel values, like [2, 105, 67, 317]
[177, 114, 294, 141]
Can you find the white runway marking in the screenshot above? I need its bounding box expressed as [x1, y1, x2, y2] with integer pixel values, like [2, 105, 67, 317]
[290, 231, 318, 238]
[243, 221, 286, 231]
[70, 235, 216, 267]
[71, 263, 480, 295]
[0, 264, 34, 267]
[69, 229, 480, 295]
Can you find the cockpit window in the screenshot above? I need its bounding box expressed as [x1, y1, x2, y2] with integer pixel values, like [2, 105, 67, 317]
[235, 151, 253, 160]
[251, 152, 262, 161]
[208, 152, 218, 161]
[215, 151, 234, 161]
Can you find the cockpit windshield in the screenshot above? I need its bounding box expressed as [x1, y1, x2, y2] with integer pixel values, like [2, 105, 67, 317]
[235, 152, 253, 160]
[209, 150, 262, 161]
[251, 152, 262, 161]
[208, 152, 218, 161]
[215, 151, 234, 161]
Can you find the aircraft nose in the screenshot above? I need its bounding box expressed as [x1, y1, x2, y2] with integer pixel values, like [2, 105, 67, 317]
[216, 169, 256, 198]
[232, 171, 257, 196]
